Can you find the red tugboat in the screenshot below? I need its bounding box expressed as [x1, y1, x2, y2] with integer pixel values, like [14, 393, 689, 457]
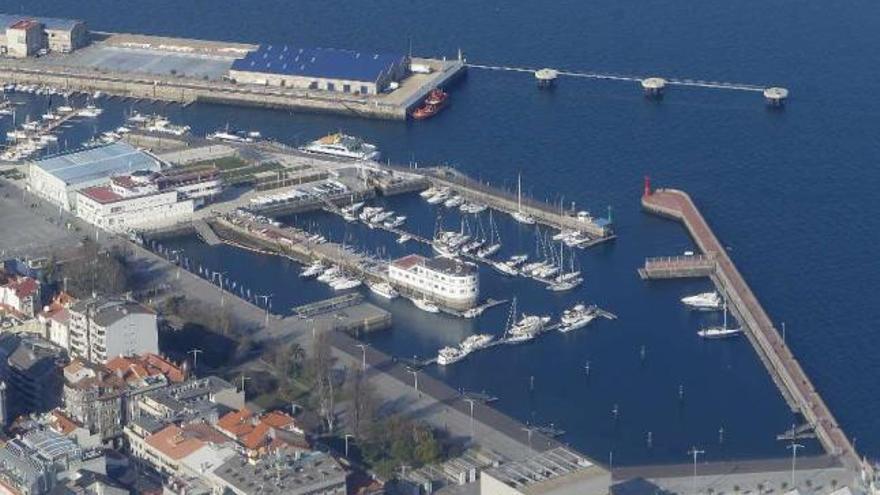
[412, 88, 448, 120]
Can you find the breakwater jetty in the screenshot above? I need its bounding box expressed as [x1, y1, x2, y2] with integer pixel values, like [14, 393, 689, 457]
[639, 184, 864, 475]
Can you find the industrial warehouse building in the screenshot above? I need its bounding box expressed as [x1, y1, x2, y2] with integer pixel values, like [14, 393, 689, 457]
[229, 45, 408, 95]
[28, 142, 163, 211]
[0, 14, 88, 56]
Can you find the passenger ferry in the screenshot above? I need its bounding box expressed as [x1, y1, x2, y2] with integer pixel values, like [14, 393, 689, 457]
[300, 133, 380, 161]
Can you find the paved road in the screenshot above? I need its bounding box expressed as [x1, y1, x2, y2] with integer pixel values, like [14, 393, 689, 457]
[1, 176, 562, 463]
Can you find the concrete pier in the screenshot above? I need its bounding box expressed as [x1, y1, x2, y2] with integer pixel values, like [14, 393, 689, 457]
[407, 166, 615, 239]
[640, 187, 864, 475]
[0, 33, 467, 121]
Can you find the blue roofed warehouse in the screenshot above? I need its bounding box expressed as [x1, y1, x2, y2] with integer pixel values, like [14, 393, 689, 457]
[228, 45, 408, 95]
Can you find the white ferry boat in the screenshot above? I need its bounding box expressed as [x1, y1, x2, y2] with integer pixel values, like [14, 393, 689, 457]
[437, 346, 467, 366]
[682, 291, 722, 311]
[368, 281, 399, 299]
[460, 334, 494, 353]
[300, 133, 380, 161]
[559, 304, 597, 333]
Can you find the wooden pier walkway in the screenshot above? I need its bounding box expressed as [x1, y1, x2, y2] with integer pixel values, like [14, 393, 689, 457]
[641, 187, 864, 475]
[638, 254, 716, 279]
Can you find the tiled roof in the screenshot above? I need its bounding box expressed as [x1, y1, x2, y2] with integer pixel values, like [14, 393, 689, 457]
[79, 185, 123, 204]
[145, 425, 205, 461]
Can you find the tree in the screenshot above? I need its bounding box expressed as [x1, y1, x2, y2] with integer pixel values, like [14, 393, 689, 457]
[347, 368, 378, 439]
[310, 332, 337, 433]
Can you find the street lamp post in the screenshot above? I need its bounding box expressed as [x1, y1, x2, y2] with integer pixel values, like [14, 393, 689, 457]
[463, 398, 476, 439]
[356, 344, 368, 372]
[409, 369, 419, 393]
[688, 447, 705, 495]
[788, 441, 804, 488]
[188, 348, 203, 371]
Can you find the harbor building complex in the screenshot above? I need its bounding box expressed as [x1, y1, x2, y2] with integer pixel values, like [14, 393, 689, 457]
[0, 13, 464, 119]
[389, 254, 479, 310]
[27, 142, 221, 233]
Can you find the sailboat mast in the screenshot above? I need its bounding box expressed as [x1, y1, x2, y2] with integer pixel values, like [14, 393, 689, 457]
[517, 173, 522, 212]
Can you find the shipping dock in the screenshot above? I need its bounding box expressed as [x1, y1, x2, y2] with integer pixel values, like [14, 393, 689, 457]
[639, 182, 866, 476]
[0, 30, 465, 120]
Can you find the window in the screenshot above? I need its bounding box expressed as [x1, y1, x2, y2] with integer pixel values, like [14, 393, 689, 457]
[361, 85, 369, 94]
[343, 84, 351, 93]
[327, 82, 335, 91]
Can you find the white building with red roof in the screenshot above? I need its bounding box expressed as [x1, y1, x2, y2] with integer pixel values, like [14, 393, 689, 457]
[75, 170, 195, 233]
[0, 270, 41, 318]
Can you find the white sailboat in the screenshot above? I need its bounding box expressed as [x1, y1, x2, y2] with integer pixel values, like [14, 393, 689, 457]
[697, 301, 742, 339]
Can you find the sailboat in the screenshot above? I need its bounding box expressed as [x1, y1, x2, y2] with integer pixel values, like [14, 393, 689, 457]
[477, 211, 502, 258]
[697, 301, 743, 339]
[512, 172, 536, 225]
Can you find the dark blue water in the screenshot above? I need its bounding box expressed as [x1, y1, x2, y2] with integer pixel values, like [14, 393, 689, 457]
[11, 0, 880, 465]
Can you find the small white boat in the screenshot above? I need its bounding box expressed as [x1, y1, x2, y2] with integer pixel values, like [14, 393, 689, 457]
[559, 304, 597, 333]
[492, 261, 519, 277]
[476, 243, 501, 259]
[508, 254, 529, 266]
[420, 186, 439, 198]
[412, 298, 440, 313]
[317, 266, 341, 283]
[331, 278, 362, 291]
[682, 291, 722, 311]
[462, 307, 485, 319]
[300, 261, 325, 278]
[444, 195, 464, 208]
[397, 234, 412, 244]
[437, 346, 467, 366]
[77, 105, 103, 118]
[698, 302, 742, 339]
[547, 278, 583, 292]
[368, 281, 399, 299]
[512, 211, 536, 225]
[460, 334, 494, 352]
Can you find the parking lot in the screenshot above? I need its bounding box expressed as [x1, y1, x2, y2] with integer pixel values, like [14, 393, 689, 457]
[44, 45, 236, 80]
[0, 179, 83, 259]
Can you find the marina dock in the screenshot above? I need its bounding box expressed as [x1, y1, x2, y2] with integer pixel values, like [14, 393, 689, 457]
[640, 187, 864, 474]
[407, 166, 615, 239]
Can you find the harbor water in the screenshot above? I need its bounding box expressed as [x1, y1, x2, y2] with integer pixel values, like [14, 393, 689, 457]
[8, 0, 880, 466]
